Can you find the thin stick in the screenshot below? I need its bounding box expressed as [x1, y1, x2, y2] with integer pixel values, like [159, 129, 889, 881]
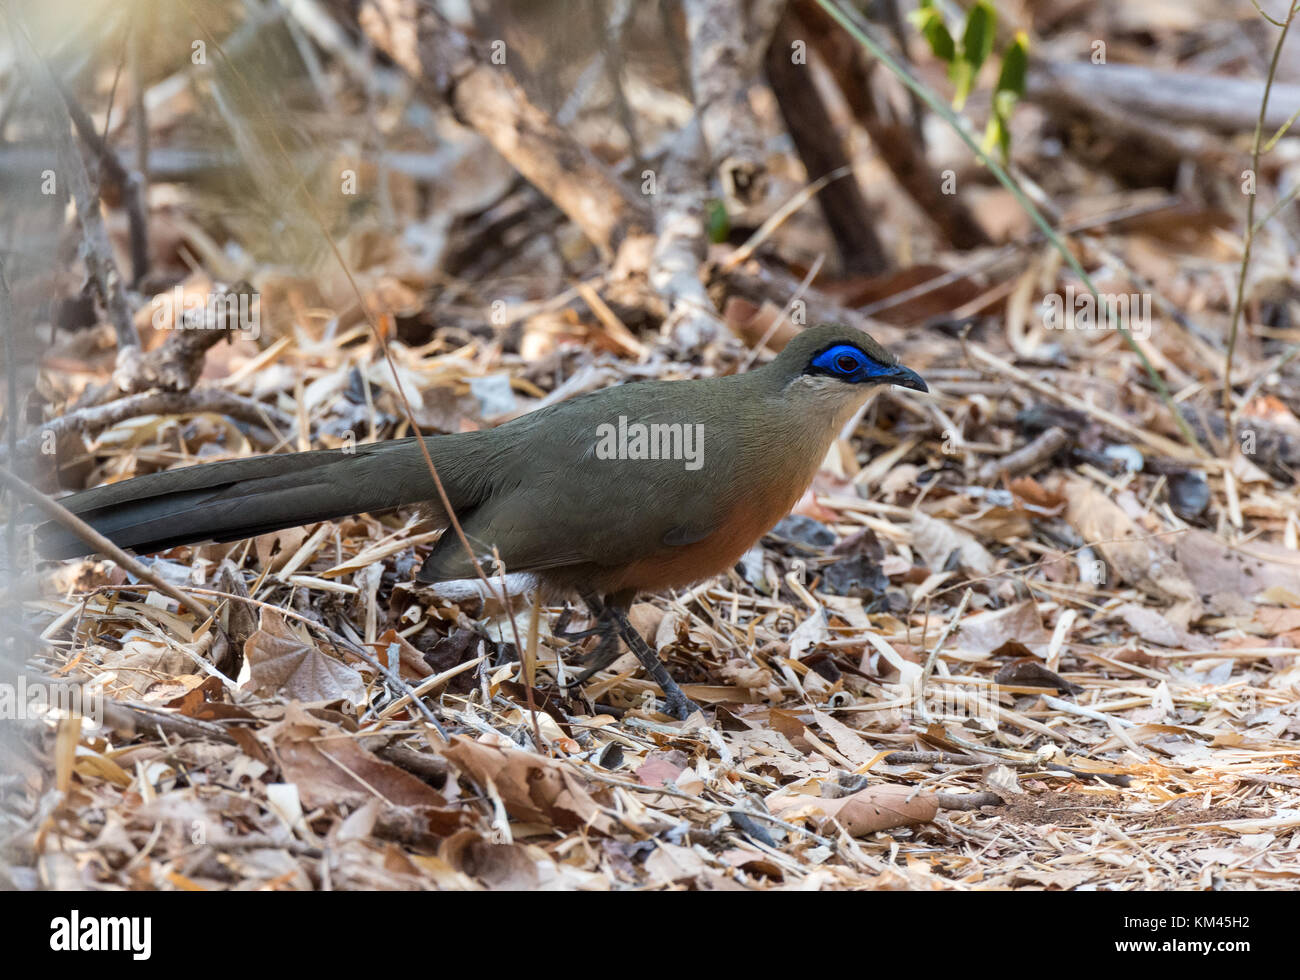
[1223, 3, 1297, 415]
[9, 15, 138, 350]
[0, 388, 297, 462]
[915, 589, 971, 724]
[182, 5, 498, 596]
[723, 166, 851, 272]
[183, 5, 538, 741]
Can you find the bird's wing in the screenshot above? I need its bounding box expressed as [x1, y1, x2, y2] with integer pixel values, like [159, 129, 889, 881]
[416, 381, 742, 582]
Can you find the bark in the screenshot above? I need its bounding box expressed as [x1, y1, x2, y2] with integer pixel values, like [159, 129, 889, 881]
[643, 122, 726, 348]
[1025, 60, 1241, 188]
[792, 0, 989, 251]
[682, 0, 784, 209]
[2, 388, 297, 472]
[765, 6, 889, 275]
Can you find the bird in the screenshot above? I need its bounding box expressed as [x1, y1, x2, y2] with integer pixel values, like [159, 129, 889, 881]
[36, 322, 927, 718]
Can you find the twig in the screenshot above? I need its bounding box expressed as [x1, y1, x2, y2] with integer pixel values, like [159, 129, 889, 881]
[177, 585, 448, 740]
[0, 388, 297, 463]
[578, 767, 837, 848]
[1042, 694, 1136, 728]
[739, 254, 824, 370]
[9, 15, 138, 350]
[1223, 3, 1296, 415]
[933, 791, 1001, 811]
[915, 588, 971, 723]
[183, 1, 543, 745]
[100, 695, 236, 743]
[377, 742, 450, 782]
[56, 76, 149, 289]
[590, 0, 644, 173]
[724, 167, 851, 273]
[977, 426, 1070, 483]
[964, 342, 1203, 463]
[885, 750, 988, 765]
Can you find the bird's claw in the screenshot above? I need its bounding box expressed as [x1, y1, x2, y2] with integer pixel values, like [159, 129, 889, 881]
[663, 694, 703, 721]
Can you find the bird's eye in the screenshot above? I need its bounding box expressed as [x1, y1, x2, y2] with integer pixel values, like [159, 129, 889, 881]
[809, 343, 877, 380]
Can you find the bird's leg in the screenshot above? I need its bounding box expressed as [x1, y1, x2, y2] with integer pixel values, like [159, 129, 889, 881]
[605, 604, 702, 721]
[565, 632, 623, 684]
[552, 603, 606, 642]
[556, 595, 622, 687]
[557, 594, 701, 719]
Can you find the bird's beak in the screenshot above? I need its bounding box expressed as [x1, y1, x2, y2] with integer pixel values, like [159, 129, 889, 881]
[887, 364, 928, 393]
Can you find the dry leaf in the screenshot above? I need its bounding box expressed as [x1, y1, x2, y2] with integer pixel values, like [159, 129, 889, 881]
[769, 783, 939, 835]
[245, 609, 366, 704]
[258, 705, 465, 835]
[1065, 477, 1197, 603]
[954, 601, 1051, 659]
[910, 513, 995, 574]
[442, 735, 615, 835]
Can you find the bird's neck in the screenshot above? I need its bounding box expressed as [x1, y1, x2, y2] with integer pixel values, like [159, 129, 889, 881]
[730, 371, 879, 499]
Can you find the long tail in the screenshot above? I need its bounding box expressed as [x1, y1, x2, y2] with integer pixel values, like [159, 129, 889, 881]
[35, 436, 483, 560]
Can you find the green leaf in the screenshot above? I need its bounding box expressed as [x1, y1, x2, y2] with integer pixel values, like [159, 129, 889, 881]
[961, 0, 997, 75]
[1263, 103, 1300, 153]
[949, 58, 975, 109]
[982, 113, 1011, 162]
[993, 87, 1019, 120]
[905, 0, 938, 29]
[706, 199, 730, 244]
[910, 8, 956, 63]
[994, 30, 1029, 99]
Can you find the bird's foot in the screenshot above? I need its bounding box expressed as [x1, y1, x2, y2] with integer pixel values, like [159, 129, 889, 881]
[553, 605, 606, 643]
[661, 690, 703, 721]
[559, 630, 623, 687]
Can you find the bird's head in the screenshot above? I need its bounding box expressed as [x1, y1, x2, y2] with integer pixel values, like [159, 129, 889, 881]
[765, 323, 928, 413]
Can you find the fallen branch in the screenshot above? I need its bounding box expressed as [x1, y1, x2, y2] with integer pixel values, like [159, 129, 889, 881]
[683, 0, 784, 209]
[1029, 61, 1300, 135]
[76, 281, 258, 409]
[57, 77, 150, 289]
[1025, 64, 1235, 187]
[354, 0, 651, 257]
[977, 425, 1071, 483]
[2, 388, 296, 466]
[766, 3, 889, 274]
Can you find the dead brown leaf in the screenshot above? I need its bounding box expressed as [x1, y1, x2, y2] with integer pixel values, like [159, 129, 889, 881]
[245, 609, 366, 704]
[442, 735, 615, 835]
[1064, 477, 1198, 603]
[769, 783, 939, 835]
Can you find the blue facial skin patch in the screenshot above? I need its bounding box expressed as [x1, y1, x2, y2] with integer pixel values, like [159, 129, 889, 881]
[809, 344, 892, 382]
